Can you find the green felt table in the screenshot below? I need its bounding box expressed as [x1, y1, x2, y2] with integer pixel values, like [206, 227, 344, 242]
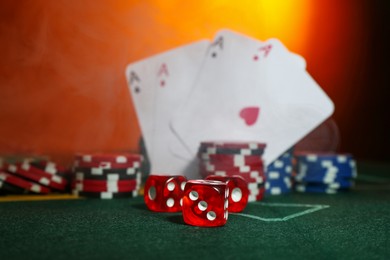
[0, 162, 389, 260]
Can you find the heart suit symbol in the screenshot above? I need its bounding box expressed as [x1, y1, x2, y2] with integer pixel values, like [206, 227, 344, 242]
[239, 107, 260, 126]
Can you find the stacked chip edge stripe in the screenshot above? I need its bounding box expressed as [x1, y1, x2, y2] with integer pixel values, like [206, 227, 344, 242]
[6, 163, 67, 191]
[198, 141, 266, 202]
[0, 171, 51, 194]
[71, 153, 143, 199]
[73, 190, 138, 199]
[292, 152, 357, 194]
[0, 179, 28, 194]
[74, 153, 143, 164]
[265, 148, 294, 196]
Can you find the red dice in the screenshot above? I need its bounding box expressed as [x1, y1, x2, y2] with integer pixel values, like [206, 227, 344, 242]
[205, 175, 249, 212]
[144, 175, 187, 212]
[182, 180, 229, 227]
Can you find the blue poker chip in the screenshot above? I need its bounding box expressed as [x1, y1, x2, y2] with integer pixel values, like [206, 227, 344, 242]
[294, 183, 350, 194]
[293, 153, 357, 187]
[294, 160, 357, 179]
[294, 174, 354, 184]
[265, 176, 292, 195]
[294, 153, 354, 164]
[267, 156, 293, 174]
[294, 184, 339, 194]
[267, 177, 292, 187]
[294, 179, 354, 189]
[268, 158, 293, 169]
[265, 151, 293, 196]
[267, 148, 294, 171]
[267, 168, 292, 179]
[265, 185, 291, 195]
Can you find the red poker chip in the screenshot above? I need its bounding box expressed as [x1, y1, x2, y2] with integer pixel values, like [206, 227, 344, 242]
[245, 182, 265, 202]
[73, 190, 137, 199]
[72, 179, 138, 187]
[200, 141, 266, 150]
[73, 160, 141, 169]
[0, 171, 51, 194]
[200, 153, 264, 164]
[32, 161, 70, 177]
[247, 183, 265, 200]
[200, 169, 265, 185]
[199, 161, 264, 173]
[199, 167, 265, 182]
[15, 162, 68, 185]
[6, 164, 67, 191]
[74, 153, 143, 164]
[71, 182, 137, 193]
[254, 187, 265, 201]
[0, 179, 27, 194]
[200, 159, 264, 168]
[74, 171, 140, 182]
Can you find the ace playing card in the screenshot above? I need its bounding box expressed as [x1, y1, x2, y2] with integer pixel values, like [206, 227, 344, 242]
[170, 29, 334, 166]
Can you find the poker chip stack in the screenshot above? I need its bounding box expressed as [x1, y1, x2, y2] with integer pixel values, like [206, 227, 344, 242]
[197, 141, 267, 202]
[265, 149, 294, 196]
[0, 158, 70, 195]
[293, 152, 357, 194]
[72, 153, 143, 199]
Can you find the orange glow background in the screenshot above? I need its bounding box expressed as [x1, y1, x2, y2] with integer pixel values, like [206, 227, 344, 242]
[0, 0, 386, 163]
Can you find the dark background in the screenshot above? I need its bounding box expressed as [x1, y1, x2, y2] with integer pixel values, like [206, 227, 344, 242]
[341, 0, 389, 162]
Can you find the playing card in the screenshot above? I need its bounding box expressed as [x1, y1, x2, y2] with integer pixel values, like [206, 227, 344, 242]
[151, 40, 209, 176]
[125, 57, 157, 163]
[125, 40, 209, 177]
[170, 29, 334, 166]
[169, 33, 307, 161]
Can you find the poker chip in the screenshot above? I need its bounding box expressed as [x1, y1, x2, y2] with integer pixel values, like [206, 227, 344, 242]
[200, 141, 266, 150]
[295, 180, 355, 189]
[200, 169, 265, 185]
[1, 157, 72, 195]
[71, 180, 137, 193]
[198, 141, 266, 202]
[73, 190, 138, 199]
[0, 179, 27, 194]
[72, 171, 142, 193]
[17, 162, 68, 185]
[199, 148, 264, 157]
[6, 163, 67, 191]
[294, 173, 353, 184]
[292, 152, 357, 194]
[0, 171, 51, 194]
[74, 171, 139, 181]
[73, 179, 138, 187]
[71, 153, 143, 199]
[200, 161, 264, 174]
[199, 141, 266, 157]
[294, 152, 354, 164]
[295, 159, 357, 179]
[0, 154, 143, 198]
[73, 160, 141, 169]
[200, 154, 264, 166]
[73, 166, 139, 176]
[31, 161, 70, 178]
[265, 149, 294, 196]
[294, 184, 346, 194]
[74, 153, 143, 164]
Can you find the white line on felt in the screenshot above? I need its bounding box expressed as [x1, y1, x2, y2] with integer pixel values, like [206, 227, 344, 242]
[281, 205, 330, 221]
[232, 202, 330, 222]
[253, 202, 330, 208]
